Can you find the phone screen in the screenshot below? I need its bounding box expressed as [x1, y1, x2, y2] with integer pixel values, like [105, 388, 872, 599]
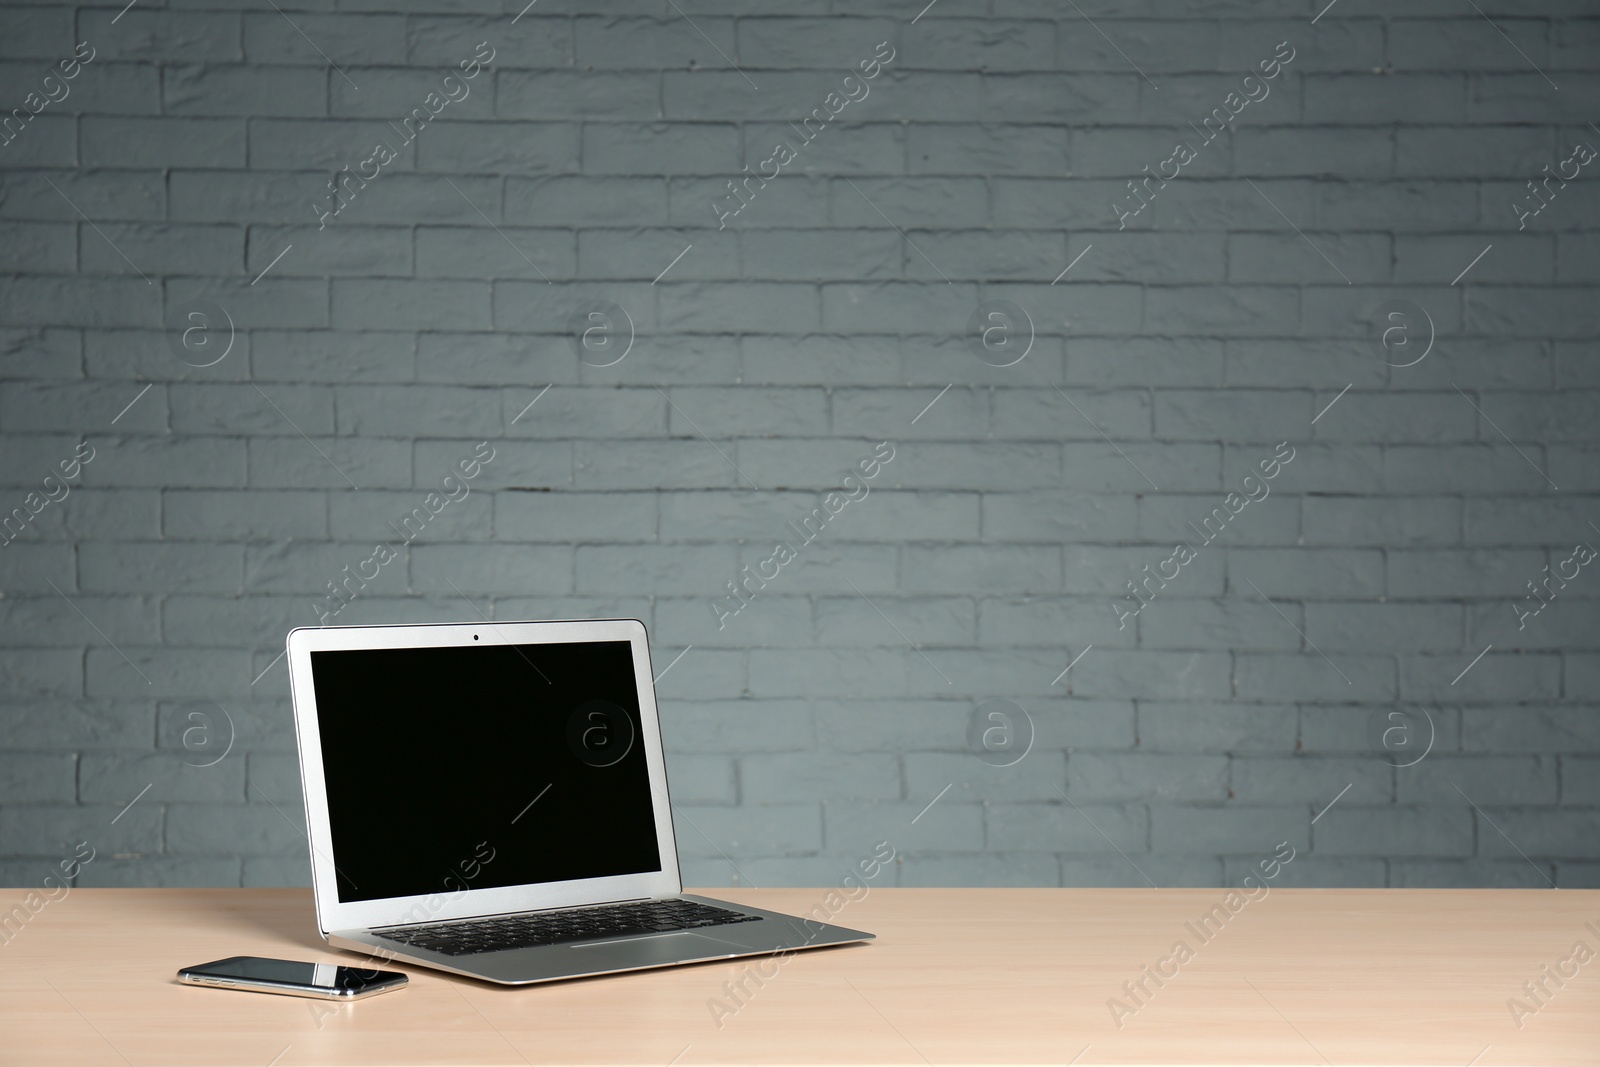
[183, 956, 405, 994]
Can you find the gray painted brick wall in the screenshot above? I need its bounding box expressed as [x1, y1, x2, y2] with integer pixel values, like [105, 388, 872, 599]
[1, 0, 1597, 893]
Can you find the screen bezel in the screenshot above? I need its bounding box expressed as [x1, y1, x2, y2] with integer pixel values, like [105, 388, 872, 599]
[286, 618, 682, 936]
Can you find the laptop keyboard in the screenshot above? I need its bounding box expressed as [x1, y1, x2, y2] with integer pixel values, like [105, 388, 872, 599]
[372, 898, 762, 957]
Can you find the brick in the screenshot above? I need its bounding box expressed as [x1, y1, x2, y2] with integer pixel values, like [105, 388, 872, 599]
[902, 751, 1062, 809]
[248, 436, 410, 490]
[748, 648, 907, 698]
[663, 699, 814, 752]
[1068, 752, 1228, 802]
[575, 439, 736, 489]
[1234, 653, 1397, 703]
[1069, 650, 1232, 701]
[416, 121, 579, 175]
[651, 647, 745, 702]
[247, 119, 416, 171]
[1140, 598, 1304, 651]
[821, 281, 977, 334]
[577, 544, 730, 595]
[673, 804, 820, 857]
[166, 804, 304, 855]
[904, 545, 1059, 594]
[1389, 18, 1550, 71]
[79, 542, 241, 594]
[667, 386, 828, 436]
[1561, 757, 1600, 804]
[243, 14, 407, 65]
[251, 225, 411, 277]
[661, 282, 819, 333]
[1396, 233, 1552, 285]
[1231, 757, 1391, 804]
[824, 799, 983, 853]
[164, 64, 325, 117]
[1151, 806, 1307, 855]
[1228, 547, 1386, 599]
[742, 753, 899, 804]
[0, 753, 75, 804]
[1397, 126, 1553, 179]
[744, 124, 896, 185]
[499, 70, 659, 120]
[79, 751, 245, 804]
[162, 277, 327, 330]
[1385, 445, 1557, 494]
[977, 596, 1134, 649]
[1, 277, 161, 329]
[1139, 704, 1297, 753]
[0, 8, 72, 60]
[1064, 543, 1225, 597]
[1144, 286, 1298, 337]
[165, 490, 327, 540]
[410, 543, 573, 595]
[1304, 74, 1465, 124]
[907, 124, 1068, 176]
[583, 122, 737, 174]
[1305, 602, 1463, 652]
[578, 228, 731, 283]
[1397, 755, 1558, 805]
[989, 801, 1146, 854]
[82, 10, 241, 63]
[831, 177, 989, 229]
[1399, 652, 1561, 703]
[735, 18, 898, 69]
[1475, 809, 1600, 860]
[576, 16, 734, 70]
[1230, 233, 1392, 286]
[408, 15, 571, 68]
[1301, 496, 1460, 546]
[2, 170, 165, 223]
[506, 176, 667, 227]
[1387, 548, 1544, 599]
[81, 117, 246, 168]
[0, 594, 159, 648]
[740, 228, 900, 281]
[9, 700, 154, 750]
[0, 803, 161, 856]
[735, 540, 895, 596]
[170, 383, 333, 437]
[151, 699, 284, 757]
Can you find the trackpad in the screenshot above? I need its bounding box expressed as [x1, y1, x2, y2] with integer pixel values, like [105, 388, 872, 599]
[568, 931, 740, 964]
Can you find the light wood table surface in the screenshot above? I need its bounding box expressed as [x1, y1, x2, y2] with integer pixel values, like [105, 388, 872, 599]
[0, 886, 1595, 1066]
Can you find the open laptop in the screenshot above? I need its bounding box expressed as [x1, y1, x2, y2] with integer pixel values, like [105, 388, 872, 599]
[284, 618, 873, 985]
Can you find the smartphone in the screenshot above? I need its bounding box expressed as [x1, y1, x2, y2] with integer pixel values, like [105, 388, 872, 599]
[178, 956, 408, 1000]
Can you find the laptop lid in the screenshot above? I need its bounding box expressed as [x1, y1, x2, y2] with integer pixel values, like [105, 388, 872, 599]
[286, 619, 683, 936]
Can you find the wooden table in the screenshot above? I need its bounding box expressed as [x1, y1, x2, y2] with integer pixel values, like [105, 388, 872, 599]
[1, 887, 1595, 1065]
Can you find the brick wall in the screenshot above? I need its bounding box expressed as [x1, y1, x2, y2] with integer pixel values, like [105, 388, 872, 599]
[1, 0, 1597, 891]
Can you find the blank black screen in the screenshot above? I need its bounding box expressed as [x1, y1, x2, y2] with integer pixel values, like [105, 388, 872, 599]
[311, 640, 662, 903]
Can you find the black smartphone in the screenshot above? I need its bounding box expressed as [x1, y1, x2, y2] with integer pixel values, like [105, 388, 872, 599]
[178, 956, 408, 1000]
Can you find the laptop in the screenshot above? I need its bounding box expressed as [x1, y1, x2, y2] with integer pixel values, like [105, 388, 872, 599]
[284, 618, 873, 985]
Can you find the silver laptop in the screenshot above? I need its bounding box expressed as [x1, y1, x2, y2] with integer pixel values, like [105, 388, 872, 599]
[285, 618, 872, 985]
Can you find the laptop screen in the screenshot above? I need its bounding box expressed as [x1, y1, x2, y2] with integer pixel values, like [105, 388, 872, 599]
[309, 639, 663, 904]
